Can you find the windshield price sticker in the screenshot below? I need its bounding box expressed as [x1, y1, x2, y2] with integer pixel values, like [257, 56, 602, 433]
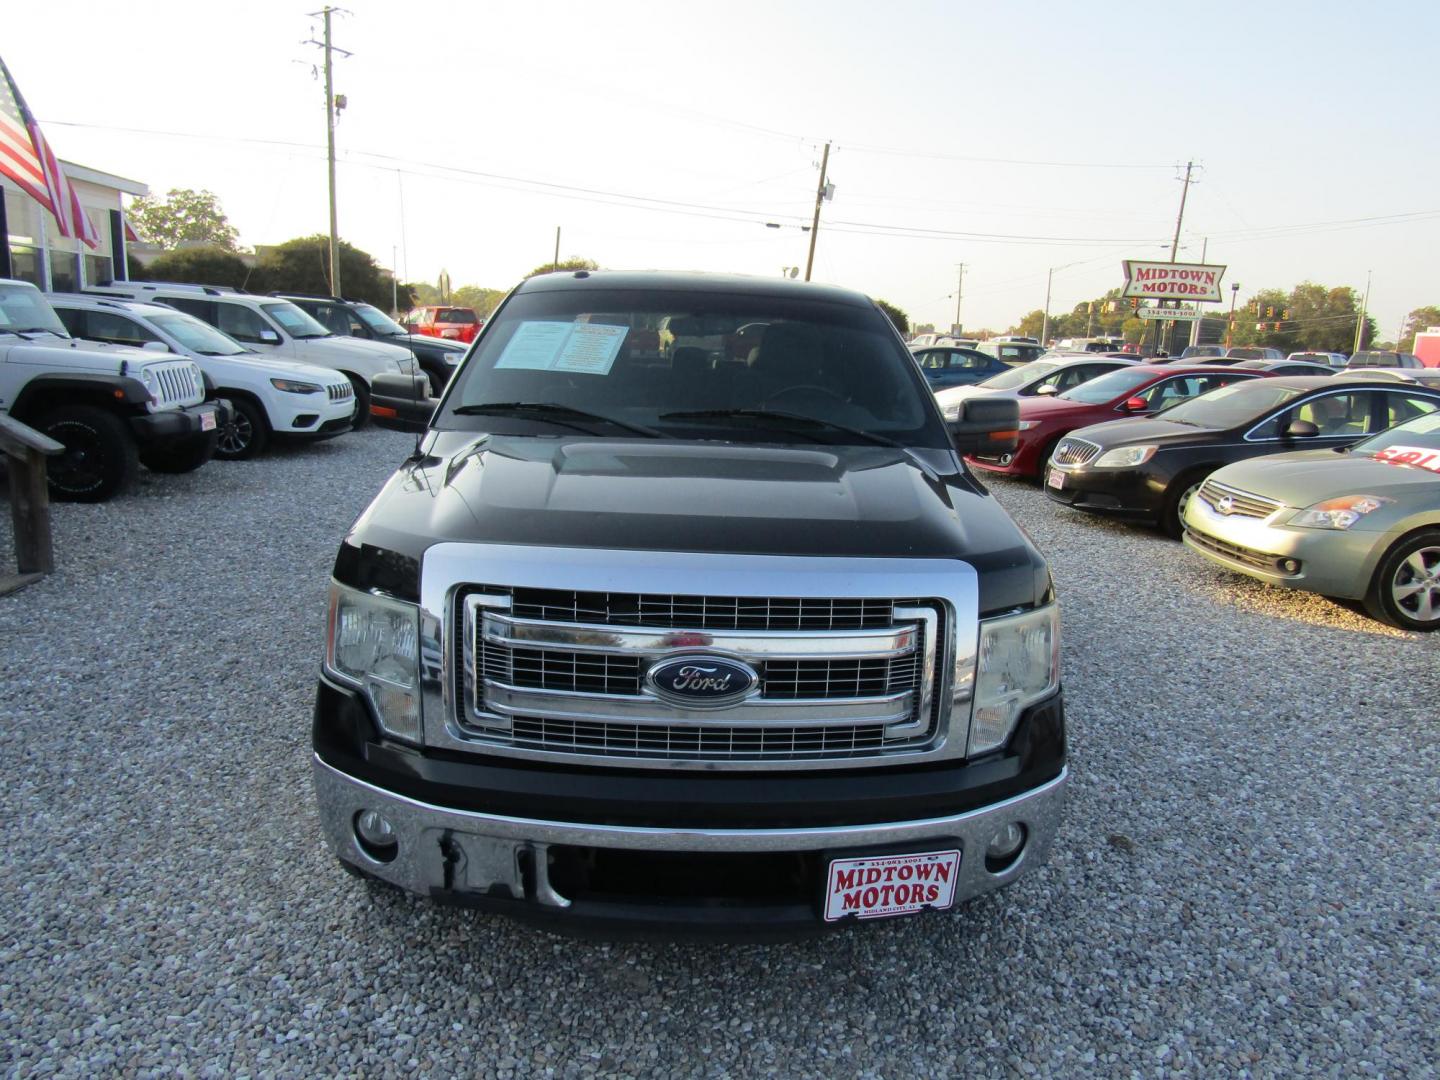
[824, 849, 960, 921]
[495, 320, 629, 376]
[1373, 445, 1440, 473]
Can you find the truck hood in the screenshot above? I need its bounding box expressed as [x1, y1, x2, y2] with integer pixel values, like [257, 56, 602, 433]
[7, 336, 171, 370]
[338, 434, 1052, 613]
[205, 351, 352, 382]
[303, 336, 413, 363]
[1212, 448, 1440, 507]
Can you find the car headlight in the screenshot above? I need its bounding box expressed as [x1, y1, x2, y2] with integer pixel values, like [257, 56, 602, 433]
[967, 604, 1060, 756]
[1017, 420, 1043, 431]
[1093, 444, 1157, 468]
[1290, 495, 1392, 530]
[138, 367, 158, 394]
[189, 364, 205, 394]
[270, 378, 323, 394]
[325, 583, 422, 743]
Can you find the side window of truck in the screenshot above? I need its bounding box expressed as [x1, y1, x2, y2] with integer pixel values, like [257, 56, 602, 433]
[215, 302, 273, 344]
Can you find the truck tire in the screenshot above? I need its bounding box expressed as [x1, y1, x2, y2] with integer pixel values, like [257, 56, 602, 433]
[1363, 530, 1440, 631]
[215, 397, 269, 460]
[139, 432, 219, 474]
[38, 405, 139, 503]
[347, 376, 371, 430]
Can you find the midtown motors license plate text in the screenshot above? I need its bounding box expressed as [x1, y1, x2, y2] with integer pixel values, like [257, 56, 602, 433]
[824, 849, 960, 921]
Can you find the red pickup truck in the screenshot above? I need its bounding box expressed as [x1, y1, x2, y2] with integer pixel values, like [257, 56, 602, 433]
[404, 305, 483, 344]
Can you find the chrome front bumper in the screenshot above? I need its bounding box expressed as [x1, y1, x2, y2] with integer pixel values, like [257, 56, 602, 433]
[314, 755, 1067, 920]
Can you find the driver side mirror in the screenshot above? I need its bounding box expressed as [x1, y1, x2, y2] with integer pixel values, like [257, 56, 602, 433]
[1120, 396, 1148, 412]
[947, 397, 1020, 454]
[258, 329, 281, 344]
[370, 372, 438, 433]
[1281, 418, 1319, 439]
[1035, 384, 1059, 396]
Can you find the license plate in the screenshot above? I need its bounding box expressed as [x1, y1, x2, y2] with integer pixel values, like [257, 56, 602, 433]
[823, 849, 960, 922]
[1047, 468, 1064, 489]
[200, 411, 217, 432]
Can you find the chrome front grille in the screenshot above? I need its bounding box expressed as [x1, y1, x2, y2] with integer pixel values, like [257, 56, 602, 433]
[327, 382, 354, 401]
[455, 589, 942, 764]
[1197, 479, 1284, 519]
[1052, 437, 1102, 466]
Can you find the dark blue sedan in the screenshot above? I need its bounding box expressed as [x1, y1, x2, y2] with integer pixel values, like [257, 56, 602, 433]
[912, 346, 1019, 391]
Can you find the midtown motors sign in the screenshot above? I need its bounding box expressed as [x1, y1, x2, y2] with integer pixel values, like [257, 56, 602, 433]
[1121, 261, 1227, 303]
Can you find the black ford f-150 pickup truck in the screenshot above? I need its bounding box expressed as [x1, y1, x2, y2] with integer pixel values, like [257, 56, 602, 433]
[314, 270, 1066, 934]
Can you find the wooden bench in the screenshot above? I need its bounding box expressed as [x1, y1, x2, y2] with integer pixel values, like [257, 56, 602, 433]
[0, 414, 64, 595]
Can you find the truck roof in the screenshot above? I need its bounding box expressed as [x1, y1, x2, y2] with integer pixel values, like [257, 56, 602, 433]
[515, 270, 876, 308]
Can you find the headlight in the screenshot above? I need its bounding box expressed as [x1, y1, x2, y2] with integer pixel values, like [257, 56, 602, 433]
[1017, 420, 1043, 431]
[270, 378, 323, 394]
[325, 583, 422, 743]
[1290, 495, 1392, 530]
[189, 365, 205, 394]
[967, 604, 1060, 756]
[138, 367, 158, 394]
[1093, 444, 1157, 468]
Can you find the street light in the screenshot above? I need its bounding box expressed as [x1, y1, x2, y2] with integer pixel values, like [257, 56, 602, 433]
[1225, 282, 1241, 348]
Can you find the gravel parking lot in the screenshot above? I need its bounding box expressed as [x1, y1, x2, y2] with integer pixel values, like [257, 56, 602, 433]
[2, 430, 1437, 1078]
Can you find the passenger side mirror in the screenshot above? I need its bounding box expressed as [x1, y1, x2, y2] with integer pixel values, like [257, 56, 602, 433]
[947, 397, 1020, 454]
[140, 341, 171, 353]
[258, 329, 280, 344]
[1035, 384, 1058, 396]
[370, 372, 437, 433]
[1282, 418, 1319, 438]
[1120, 396, 1148, 412]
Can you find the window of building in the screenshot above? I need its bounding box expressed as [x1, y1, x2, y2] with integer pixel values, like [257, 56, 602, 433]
[49, 250, 79, 292]
[84, 254, 113, 286]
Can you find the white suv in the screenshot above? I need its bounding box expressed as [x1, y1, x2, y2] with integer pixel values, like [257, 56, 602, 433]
[49, 294, 357, 459]
[83, 283, 419, 426]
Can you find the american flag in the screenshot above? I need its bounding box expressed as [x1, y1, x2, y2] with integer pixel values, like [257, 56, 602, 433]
[0, 54, 100, 248]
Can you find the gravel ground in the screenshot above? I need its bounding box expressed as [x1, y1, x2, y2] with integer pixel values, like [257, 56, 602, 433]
[1, 430, 1437, 1079]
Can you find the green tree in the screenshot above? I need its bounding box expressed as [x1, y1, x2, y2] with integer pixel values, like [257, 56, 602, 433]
[874, 299, 909, 335]
[524, 256, 599, 279]
[912, 322, 935, 336]
[127, 188, 239, 251]
[247, 235, 397, 309]
[1400, 306, 1440, 351]
[133, 246, 250, 289]
[451, 284, 507, 319]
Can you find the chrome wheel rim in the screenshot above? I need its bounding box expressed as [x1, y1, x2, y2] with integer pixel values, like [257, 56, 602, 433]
[218, 411, 253, 456]
[1175, 482, 1202, 524]
[1391, 545, 1440, 623]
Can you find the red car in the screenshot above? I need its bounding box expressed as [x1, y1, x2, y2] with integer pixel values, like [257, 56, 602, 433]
[967, 364, 1265, 478]
[405, 305, 483, 344]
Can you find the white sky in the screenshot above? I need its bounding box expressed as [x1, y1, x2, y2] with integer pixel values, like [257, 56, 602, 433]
[15, 0, 1440, 336]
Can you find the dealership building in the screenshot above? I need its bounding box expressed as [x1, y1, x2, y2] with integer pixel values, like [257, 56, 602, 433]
[0, 160, 144, 290]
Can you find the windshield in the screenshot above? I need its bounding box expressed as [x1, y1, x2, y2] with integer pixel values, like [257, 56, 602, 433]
[438, 308, 479, 325]
[259, 301, 331, 339]
[356, 304, 408, 335]
[1157, 380, 1307, 428]
[148, 312, 247, 356]
[978, 360, 1059, 391]
[1351, 411, 1440, 458]
[0, 281, 68, 336]
[1058, 367, 1155, 404]
[439, 287, 949, 447]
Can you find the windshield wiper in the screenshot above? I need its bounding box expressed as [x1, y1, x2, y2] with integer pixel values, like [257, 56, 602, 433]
[451, 402, 662, 437]
[659, 408, 904, 448]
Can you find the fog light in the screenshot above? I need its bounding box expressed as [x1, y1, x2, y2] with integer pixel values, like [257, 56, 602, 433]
[354, 809, 398, 862]
[984, 822, 1026, 873]
[1280, 558, 1300, 573]
[999, 453, 1014, 466]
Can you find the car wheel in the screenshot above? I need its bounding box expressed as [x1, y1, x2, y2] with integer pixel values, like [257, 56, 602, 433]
[1161, 473, 1208, 540]
[139, 432, 219, 474]
[348, 376, 372, 429]
[1364, 531, 1440, 631]
[215, 398, 269, 460]
[1037, 437, 1066, 483]
[38, 405, 138, 502]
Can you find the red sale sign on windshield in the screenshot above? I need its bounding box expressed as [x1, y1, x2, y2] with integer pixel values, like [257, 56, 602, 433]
[1373, 446, 1440, 473]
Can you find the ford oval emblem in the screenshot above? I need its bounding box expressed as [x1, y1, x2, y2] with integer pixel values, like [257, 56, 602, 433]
[645, 655, 759, 709]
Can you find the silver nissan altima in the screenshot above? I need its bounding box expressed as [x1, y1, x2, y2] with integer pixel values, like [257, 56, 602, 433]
[1182, 409, 1440, 630]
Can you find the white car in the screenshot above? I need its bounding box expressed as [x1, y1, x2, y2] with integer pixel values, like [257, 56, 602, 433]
[49, 294, 357, 459]
[83, 282, 419, 426]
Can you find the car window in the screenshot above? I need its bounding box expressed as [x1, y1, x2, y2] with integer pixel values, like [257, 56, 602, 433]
[311, 303, 353, 335]
[1254, 391, 1379, 439]
[948, 351, 987, 370]
[1055, 365, 1100, 391]
[214, 301, 273, 344]
[82, 311, 160, 346]
[156, 296, 215, 324]
[148, 312, 248, 356]
[259, 301, 331, 339]
[1384, 393, 1440, 428]
[1136, 374, 1245, 410]
[915, 350, 944, 370]
[978, 360, 1058, 391]
[1058, 366, 1156, 403]
[53, 307, 85, 337]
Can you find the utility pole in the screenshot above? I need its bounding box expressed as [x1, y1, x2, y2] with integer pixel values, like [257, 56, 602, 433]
[1189, 236, 1208, 348]
[1041, 266, 1053, 346]
[803, 141, 831, 282]
[306, 8, 351, 297]
[1165, 160, 1197, 353]
[953, 263, 965, 333]
[1354, 270, 1372, 354]
[552, 226, 561, 272]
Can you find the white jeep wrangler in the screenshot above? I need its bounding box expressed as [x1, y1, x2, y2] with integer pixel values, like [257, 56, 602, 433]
[0, 279, 222, 501]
